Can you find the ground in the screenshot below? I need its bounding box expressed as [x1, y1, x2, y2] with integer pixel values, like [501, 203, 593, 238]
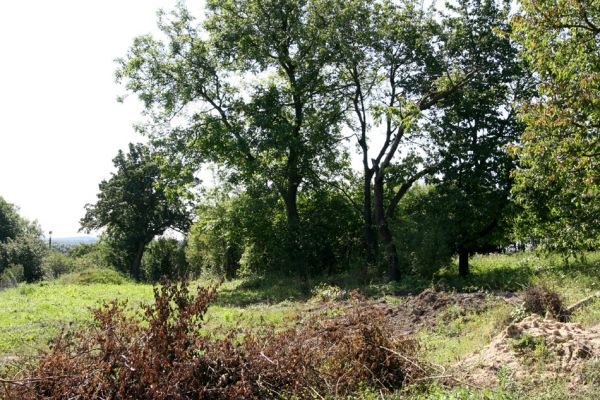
[1, 251, 599, 399]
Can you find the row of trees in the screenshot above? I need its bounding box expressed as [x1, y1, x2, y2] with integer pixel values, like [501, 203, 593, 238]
[81, 0, 599, 282]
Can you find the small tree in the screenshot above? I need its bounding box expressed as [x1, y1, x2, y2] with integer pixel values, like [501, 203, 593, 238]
[81, 144, 193, 280]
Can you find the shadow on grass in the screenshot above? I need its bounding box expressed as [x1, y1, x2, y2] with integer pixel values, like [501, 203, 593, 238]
[435, 252, 600, 293]
[213, 270, 433, 307]
[213, 252, 600, 305]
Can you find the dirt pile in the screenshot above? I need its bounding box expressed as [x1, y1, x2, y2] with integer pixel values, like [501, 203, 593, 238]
[380, 289, 489, 334]
[463, 314, 600, 386]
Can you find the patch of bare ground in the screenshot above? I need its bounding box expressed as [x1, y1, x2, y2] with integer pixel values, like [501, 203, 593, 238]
[308, 288, 498, 335]
[461, 314, 600, 387]
[376, 288, 491, 334]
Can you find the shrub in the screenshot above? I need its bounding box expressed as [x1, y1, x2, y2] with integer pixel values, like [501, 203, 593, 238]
[1, 283, 426, 399]
[58, 268, 128, 285]
[523, 285, 569, 321]
[43, 252, 76, 278]
[142, 238, 191, 282]
[0, 236, 47, 282]
[66, 242, 99, 258]
[0, 264, 24, 289]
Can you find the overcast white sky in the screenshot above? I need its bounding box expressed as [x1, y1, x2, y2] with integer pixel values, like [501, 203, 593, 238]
[0, 0, 204, 238]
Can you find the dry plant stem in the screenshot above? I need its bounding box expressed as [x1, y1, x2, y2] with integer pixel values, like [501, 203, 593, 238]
[1, 284, 425, 399]
[566, 291, 600, 313]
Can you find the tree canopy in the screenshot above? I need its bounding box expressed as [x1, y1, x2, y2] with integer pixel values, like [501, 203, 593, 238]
[512, 0, 600, 251]
[80, 143, 193, 280]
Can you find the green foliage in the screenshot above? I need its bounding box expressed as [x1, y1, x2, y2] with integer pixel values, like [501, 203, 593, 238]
[117, 0, 349, 275]
[43, 252, 77, 278]
[0, 264, 24, 289]
[511, 0, 600, 252]
[0, 196, 47, 283]
[81, 143, 193, 280]
[421, 0, 530, 276]
[58, 268, 129, 285]
[0, 196, 27, 242]
[187, 186, 361, 279]
[0, 236, 47, 283]
[66, 242, 98, 258]
[393, 186, 456, 277]
[142, 238, 191, 282]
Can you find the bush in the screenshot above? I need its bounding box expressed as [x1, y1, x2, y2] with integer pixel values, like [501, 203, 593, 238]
[43, 252, 76, 278]
[393, 186, 455, 277]
[58, 268, 128, 285]
[187, 187, 362, 280]
[0, 264, 24, 289]
[0, 236, 47, 282]
[1, 283, 426, 399]
[142, 238, 191, 282]
[523, 285, 569, 321]
[67, 242, 99, 258]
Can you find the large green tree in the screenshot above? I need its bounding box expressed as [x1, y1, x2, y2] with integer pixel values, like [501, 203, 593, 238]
[511, 0, 600, 251]
[80, 143, 193, 280]
[427, 0, 530, 276]
[333, 0, 519, 279]
[116, 1, 347, 275]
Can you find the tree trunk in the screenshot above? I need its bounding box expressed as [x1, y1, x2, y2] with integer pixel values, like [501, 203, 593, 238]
[363, 170, 377, 265]
[131, 241, 146, 281]
[458, 248, 470, 277]
[374, 174, 401, 281]
[284, 181, 300, 226]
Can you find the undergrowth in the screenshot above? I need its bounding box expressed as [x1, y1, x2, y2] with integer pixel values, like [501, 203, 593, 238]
[0, 281, 426, 399]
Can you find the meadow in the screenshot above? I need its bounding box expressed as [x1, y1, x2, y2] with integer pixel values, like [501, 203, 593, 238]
[1, 251, 600, 398]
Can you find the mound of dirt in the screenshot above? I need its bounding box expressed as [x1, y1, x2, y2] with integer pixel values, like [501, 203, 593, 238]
[462, 314, 600, 386]
[380, 289, 489, 334]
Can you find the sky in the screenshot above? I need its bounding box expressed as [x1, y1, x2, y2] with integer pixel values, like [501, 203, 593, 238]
[0, 0, 204, 238]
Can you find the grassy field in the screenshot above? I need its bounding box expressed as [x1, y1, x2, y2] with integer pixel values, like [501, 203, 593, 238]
[0, 269, 308, 358]
[1, 252, 600, 399]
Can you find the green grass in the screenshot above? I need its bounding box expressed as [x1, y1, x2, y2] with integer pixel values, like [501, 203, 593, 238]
[0, 280, 154, 357]
[0, 271, 307, 358]
[419, 300, 512, 366]
[437, 251, 600, 297]
[2, 252, 600, 399]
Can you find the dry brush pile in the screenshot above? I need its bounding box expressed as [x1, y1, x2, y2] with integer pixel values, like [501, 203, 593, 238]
[0, 282, 427, 399]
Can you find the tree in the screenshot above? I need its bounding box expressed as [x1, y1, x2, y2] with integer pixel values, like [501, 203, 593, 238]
[511, 0, 600, 251]
[333, 0, 505, 279]
[0, 236, 47, 282]
[0, 196, 47, 282]
[80, 143, 193, 280]
[116, 1, 347, 275]
[0, 196, 27, 242]
[427, 0, 530, 276]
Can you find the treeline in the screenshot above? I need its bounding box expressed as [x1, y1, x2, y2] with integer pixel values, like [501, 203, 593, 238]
[76, 0, 600, 282]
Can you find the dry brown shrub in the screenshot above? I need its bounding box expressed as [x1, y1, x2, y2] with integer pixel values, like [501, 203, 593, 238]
[523, 285, 570, 321]
[0, 283, 425, 399]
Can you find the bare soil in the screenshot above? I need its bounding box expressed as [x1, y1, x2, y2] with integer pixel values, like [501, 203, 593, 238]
[376, 288, 491, 334]
[461, 314, 600, 387]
